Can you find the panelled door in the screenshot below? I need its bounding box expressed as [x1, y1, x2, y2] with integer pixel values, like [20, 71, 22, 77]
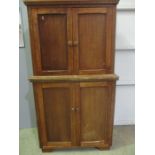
[72, 8, 115, 74]
[78, 82, 115, 148]
[30, 8, 73, 75]
[33, 82, 76, 148]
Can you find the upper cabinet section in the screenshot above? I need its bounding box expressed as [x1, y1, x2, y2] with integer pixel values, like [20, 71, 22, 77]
[26, 1, 118, 75]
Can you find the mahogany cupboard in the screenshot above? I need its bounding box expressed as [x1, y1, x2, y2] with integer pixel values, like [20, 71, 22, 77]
[24, 0, 119, 152]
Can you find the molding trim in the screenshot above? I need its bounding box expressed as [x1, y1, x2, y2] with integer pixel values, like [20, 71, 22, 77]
[116, 80, 135, 86]
[114, 120, 135, 125]
[117, 7, 135, 11]
[116, 48, 135, 52]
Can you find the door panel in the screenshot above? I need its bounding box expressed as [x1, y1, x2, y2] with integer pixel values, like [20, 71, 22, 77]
[79, 82, 115, 147]
[73, 8, 115, 74]
[78, 13, 106, 70]
[31, 8, 73, 75]
[33, 82, 75, 147]
[38, 14, 68, 71]
[43, 87, 71, 142]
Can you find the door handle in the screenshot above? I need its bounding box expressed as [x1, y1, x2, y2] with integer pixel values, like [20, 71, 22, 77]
[71, 107, 75, 111]
[71, 107, 79, 112]
[73, 41, 78, 46]
[68, 41, 73, 46]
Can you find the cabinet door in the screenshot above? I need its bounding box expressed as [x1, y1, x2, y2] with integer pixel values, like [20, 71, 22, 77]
[73, 8, 116, 74]
[29, 8, 73, 75]
[33, 82, 76, 149]
[78, 82, 115, 148]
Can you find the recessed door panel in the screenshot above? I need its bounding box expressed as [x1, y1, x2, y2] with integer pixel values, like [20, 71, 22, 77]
[43, 87, 71, 142]
[78, 13, 106, 70]
[38, 14, 68, 71]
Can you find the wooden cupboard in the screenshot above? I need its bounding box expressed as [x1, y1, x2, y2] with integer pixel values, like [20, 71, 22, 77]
[24, 0, 119, 152]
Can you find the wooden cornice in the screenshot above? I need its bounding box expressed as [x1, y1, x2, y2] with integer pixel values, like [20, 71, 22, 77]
[24, 0, 119, 6]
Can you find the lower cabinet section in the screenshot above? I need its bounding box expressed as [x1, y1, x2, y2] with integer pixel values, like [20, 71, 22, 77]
[32, 80, 116, 151]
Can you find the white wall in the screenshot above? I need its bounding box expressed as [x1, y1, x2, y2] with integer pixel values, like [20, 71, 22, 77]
[114, 0, 135, 125]
[19, 0, 135, 128]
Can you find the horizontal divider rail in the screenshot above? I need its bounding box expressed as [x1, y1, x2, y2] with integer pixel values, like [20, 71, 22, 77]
[29, 74, 119, 83]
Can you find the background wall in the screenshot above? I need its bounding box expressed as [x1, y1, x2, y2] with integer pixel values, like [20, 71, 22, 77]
[19, 0, 135, 128]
